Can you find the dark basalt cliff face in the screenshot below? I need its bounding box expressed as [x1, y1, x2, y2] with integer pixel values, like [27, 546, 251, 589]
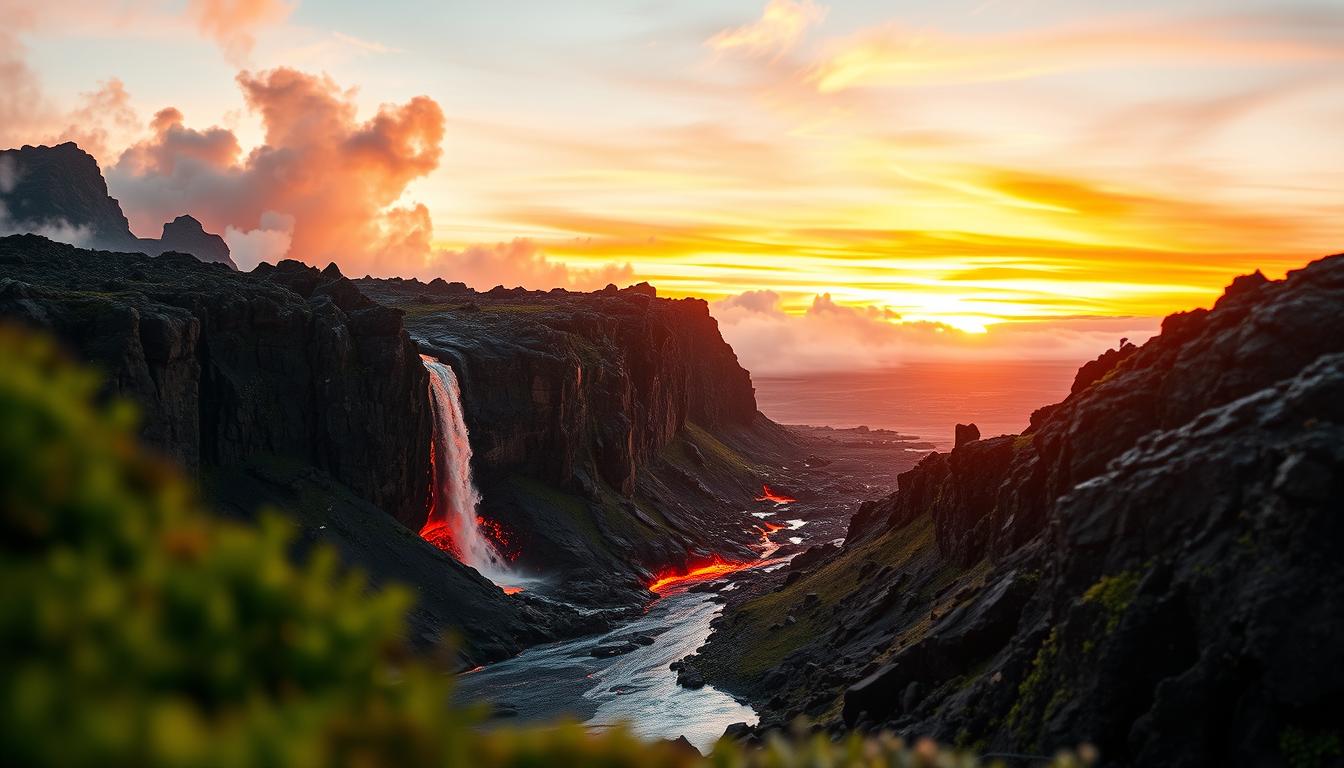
[692, 254, 1344, 765]
[0, 143, 237, 269]
[0, 234, 606, 663]
[359, 278, 793, 601]
[0, 235, 429, 524]
[362, 280, 756, 494]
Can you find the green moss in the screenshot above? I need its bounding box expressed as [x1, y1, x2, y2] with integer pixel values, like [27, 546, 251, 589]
[694, 517, 941, 689]
[680, 421, 766, 476]
[1082, 570, 1141, 634]
[1280, 727, 1342, 768]
[1007, 628, 1059, 740]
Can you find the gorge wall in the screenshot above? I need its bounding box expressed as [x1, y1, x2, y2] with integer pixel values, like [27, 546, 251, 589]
[0, 235, 430, 524]
[358, 278, 792, 602]
[0, 234, 614, 663]
[691, 254, 1344, 766]
[360, 279, 757, 498]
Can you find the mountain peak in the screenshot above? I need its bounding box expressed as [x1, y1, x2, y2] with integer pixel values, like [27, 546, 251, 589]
[1, 142, 236, 269]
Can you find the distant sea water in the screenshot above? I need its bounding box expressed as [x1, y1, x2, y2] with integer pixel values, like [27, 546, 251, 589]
[754, 360, 1082, 450]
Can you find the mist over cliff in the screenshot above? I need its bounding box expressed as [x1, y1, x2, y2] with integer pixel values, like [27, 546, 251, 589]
[0, 143, 236, 268]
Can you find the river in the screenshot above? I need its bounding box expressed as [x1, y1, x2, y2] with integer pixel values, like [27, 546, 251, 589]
[455, 586, 762, 753]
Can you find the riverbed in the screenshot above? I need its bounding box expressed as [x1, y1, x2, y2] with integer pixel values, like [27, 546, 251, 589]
[454, 588, 756, 753]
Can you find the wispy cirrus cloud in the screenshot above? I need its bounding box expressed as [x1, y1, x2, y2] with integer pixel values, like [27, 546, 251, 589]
[707, 0, 826, 59]
[806, 11, 1344, 92]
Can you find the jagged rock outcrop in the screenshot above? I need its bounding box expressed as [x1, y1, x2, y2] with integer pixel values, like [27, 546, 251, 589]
[0, 235, 428, 526]
[954, 423, 979, 448]
[0, 143, 237, 268]
[158, 215, 231, 266]
[694, 253, 1344, 765]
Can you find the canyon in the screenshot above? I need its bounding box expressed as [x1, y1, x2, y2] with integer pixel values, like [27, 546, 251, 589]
[2, 143, 1341, 765]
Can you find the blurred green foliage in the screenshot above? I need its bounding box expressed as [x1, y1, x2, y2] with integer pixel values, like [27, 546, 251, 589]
[0, 325, 1091, 767]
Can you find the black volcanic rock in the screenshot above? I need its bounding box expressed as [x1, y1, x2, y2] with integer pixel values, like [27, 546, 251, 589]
[0, 143, 236, 268]
[158, 215, 232, 267]
[0, 142, 133, 247]
[953, 422, 979, 448]
[1069, 339, 1137, 395]
[693, 253, 1344, 764]
[0, 234, 428, 526]
[0, 234, 613, 661]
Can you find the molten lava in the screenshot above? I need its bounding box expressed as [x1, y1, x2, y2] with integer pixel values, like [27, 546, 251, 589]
[647, 557, 759, 595]
[420, 518, 462, 559]
[755, 484, 798, 504]
[754, 520, 786, 557]
[500, 585, 525, 595]
[476, 515, 519, 561]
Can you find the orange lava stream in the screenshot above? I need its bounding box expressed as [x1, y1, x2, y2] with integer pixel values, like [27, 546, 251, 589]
[755, 484, 797, 504]
[647, 558, 760, 595]
[419, 518, 461, 558]
[755, 521, 786, 557]
[501, 586, 525, 595]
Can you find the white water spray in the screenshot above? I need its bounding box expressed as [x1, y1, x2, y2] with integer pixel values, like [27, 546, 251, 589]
[420, 354, 515, 585]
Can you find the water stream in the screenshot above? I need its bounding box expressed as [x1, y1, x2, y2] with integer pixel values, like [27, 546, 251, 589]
[455, 590, 757, 753]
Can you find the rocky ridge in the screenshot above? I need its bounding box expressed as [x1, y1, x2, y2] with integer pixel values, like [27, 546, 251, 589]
[0, 143, 237, 268]
[690, 254, 1344, 766]
[0, 235, 592, 662]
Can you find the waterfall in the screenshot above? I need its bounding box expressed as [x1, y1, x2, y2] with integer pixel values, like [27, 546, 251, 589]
[419, 354, 513, 583]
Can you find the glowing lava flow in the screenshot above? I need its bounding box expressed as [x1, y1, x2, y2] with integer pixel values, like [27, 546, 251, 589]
[649, 519, 790, 595]
[755, 521, 786, 558]
[755, 484, 798, 504]
[419, 354, 523, 595]
[647, 558, 761, 595]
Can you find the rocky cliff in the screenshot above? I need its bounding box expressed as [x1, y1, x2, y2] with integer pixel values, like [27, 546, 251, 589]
[0, 143, 237, 268]
[690, 254, 1344, 766]
[0, 235, 428, 523]
[0, 234, 618, 662]
[359, 278, 794, 602]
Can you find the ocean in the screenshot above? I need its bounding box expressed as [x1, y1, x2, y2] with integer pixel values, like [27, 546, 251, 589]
[753, 360, 1082, 450]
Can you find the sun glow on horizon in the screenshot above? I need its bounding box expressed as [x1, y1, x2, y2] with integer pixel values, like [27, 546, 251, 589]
[5, 0, 1341, 361]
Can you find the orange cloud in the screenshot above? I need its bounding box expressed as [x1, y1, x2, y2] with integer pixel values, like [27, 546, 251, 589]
[708, 0, 826, 59]
[188, 0, 294, 63]
[419, 239, 634, 291]
[0, 9, 136, 162]
[110, 68, 445, 276]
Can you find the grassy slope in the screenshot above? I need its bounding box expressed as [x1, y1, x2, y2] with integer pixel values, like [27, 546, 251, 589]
[690, 515, 992, 724]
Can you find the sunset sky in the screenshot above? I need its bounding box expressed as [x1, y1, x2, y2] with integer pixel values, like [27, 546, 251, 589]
[4, 0, 1342, 371]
